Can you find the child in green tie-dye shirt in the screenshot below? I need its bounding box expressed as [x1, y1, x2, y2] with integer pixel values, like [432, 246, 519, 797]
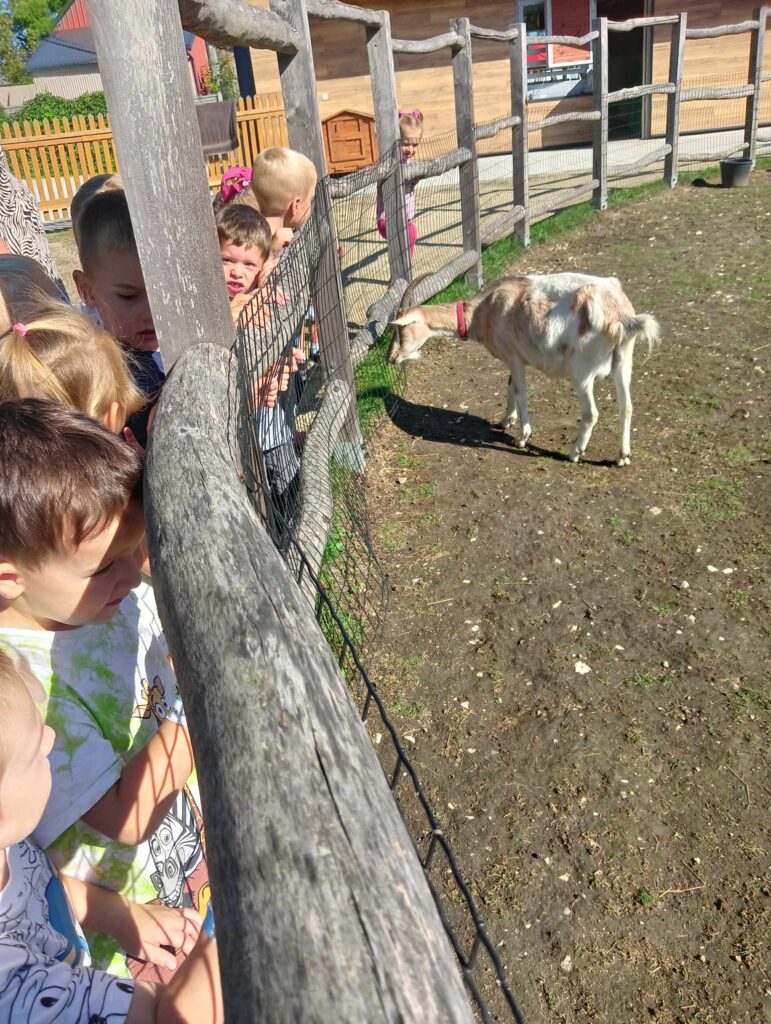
[0, 400, 209, 984]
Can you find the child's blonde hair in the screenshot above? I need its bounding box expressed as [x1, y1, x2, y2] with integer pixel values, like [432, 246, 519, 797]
[250, 147, 317, 218]
[231, 188, 261, 211]
[399, 109, 424, 134]
[70, 174, 123, 245]
[75, 188, 135, 273]
[0, 651, 32, 774]
[0, 299, 146, 424]
[0, 254, 60, 333]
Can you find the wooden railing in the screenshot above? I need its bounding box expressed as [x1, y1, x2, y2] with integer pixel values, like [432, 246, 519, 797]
[0, 93, 288, 223]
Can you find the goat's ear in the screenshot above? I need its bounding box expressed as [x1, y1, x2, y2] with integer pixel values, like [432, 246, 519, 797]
[391, 313, 421, 327]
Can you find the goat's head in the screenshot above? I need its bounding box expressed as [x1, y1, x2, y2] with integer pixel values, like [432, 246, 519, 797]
[387, 308, 432, 364]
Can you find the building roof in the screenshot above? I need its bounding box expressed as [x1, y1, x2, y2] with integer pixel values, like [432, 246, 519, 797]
[27, 28, 97, 72]
[27, 27, 196, 74]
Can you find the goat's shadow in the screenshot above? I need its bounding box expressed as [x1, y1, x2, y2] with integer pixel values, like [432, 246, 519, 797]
[388, 397, 617, 467]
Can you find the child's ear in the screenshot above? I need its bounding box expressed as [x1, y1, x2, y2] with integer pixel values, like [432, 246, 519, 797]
[73, 269, 95, 308]
[103, 402, 125, 435]
[0, 561, 24, 602]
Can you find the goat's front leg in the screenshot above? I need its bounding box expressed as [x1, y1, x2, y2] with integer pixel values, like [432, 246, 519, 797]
[498, 373, 519, 430]
[568, 374, 598, 462]
[499, 358, 528, 446]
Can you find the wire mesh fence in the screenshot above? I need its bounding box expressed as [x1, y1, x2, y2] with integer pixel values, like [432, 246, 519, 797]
[475, 123, 516, 244]
[231, 183, 524, 1022]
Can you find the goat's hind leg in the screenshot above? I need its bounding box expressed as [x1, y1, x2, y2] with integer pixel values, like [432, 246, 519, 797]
[568, 373, 599, 463]
[613, 341, 634, 466]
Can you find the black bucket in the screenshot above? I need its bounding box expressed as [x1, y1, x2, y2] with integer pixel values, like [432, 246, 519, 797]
[720, 157, 753, 188]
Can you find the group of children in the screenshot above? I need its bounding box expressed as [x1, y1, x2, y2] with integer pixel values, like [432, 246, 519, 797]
[0, 145, 317, 1022]
[0, 105, 428, 1020]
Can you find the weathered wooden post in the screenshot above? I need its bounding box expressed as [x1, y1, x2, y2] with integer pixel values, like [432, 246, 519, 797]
[664, 13, 687, 188]
[591, 16, 609, 211]
[450, 18, 482, 288]
[510, 22, 530, 246]
[269, 0, 364, 468]
[146, 342, 474, 1024]
[86, 0, 235, 365]
[367, 9, 413, 288]
[744, 6, 768, 163]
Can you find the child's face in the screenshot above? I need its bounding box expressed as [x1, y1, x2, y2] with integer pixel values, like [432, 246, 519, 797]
[401, 129, 422, 161]
[0, 688, 55, 847]
[220, 240, 266, 298]
[75, 246, 157, 353]
[0, 501, 145, 629]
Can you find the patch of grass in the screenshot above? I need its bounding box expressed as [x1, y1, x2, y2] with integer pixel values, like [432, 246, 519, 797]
[378, 520, 403, 552]
[630, 671, 676, 690]
[635, 887, 655, 908]
[732, 687, 771, 717]
[616, 529, 640, 547]
[395, 453, 427, 469]
[649, 600, 677, 617]
[726, 589, 750, 611]
[723, 445, 756, 468]
[625, 728, 649, 752]
[353, 329, 402, 436]
[391, 697, 426, 719]
[684, 475, 745, 523]
[491, 573, 512, 600]
[406, 653, 426, 668]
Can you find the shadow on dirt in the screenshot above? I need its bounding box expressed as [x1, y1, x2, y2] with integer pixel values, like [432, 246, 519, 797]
[389, 397, 617, 466]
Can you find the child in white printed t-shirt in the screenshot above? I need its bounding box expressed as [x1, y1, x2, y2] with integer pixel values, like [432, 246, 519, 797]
[0, 649, 222, 1024]
[0, 399, 208, 984]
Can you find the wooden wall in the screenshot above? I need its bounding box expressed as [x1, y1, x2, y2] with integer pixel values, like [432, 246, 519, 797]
[245, 1, 769, 154]
[650, 1, 771, 134]
[246, 0, 594, 150]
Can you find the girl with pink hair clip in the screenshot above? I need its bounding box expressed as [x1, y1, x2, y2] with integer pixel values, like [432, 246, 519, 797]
[376, 109, 423, 262]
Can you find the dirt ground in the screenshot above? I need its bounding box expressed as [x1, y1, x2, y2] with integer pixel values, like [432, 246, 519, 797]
[368, 173, 770, 1024]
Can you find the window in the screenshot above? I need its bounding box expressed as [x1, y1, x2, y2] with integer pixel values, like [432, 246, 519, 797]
[517, 0, 551, 68]
[519, 1, 548, 35]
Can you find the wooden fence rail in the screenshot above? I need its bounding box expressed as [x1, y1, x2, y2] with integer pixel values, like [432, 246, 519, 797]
[146, 343, 473, 1024]
[1, 94, 288, 223]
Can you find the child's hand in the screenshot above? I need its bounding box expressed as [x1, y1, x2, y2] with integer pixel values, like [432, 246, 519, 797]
[230, 291, 254, 325]
[271, 227, 294, 254]
[117, 903, 202, 971]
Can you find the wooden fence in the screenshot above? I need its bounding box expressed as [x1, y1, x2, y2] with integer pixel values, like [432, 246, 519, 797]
[0, 93, 287, 223]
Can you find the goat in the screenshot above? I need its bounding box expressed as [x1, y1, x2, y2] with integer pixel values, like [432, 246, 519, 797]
[389, 272, 660, 465]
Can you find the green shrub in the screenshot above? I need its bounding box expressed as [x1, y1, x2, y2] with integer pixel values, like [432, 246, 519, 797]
[5, 90, 108, 127]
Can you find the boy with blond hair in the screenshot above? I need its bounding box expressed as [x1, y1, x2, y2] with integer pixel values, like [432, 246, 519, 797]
[0, 649, 222, 1023]
[250, 146, 317, 238]
[0, 399, 208, 983]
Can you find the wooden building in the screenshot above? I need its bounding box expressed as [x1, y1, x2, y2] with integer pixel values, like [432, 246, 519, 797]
[245, 0, 769, 154]
[27, 0, 210, 100]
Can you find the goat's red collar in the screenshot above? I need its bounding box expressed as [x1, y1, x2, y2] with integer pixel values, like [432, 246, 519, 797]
[456, 301, 468, 340]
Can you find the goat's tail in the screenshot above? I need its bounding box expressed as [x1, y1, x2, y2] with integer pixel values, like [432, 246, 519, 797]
[619, 313, 661, 359]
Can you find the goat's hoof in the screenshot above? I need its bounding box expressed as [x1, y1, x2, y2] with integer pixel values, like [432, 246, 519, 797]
[498, 415, 517, 430]
[568, 451, 582, 463]
[617, 454, 632, 467]
[517, 439, 529, 450]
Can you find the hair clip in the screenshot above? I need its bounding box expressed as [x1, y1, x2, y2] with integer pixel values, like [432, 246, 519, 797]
[413, 109, 423, 121]
[13, 323, 28, 336]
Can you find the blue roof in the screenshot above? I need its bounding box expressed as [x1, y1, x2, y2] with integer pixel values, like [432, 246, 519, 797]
[27, 29, 97, 72]
[27, 28, 197, 73]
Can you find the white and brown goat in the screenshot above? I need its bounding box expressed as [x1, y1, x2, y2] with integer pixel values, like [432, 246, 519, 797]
[389, 272, 660, 465]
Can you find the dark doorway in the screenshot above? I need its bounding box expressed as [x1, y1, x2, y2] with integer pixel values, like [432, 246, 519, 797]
[598, 0, 646, 139]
